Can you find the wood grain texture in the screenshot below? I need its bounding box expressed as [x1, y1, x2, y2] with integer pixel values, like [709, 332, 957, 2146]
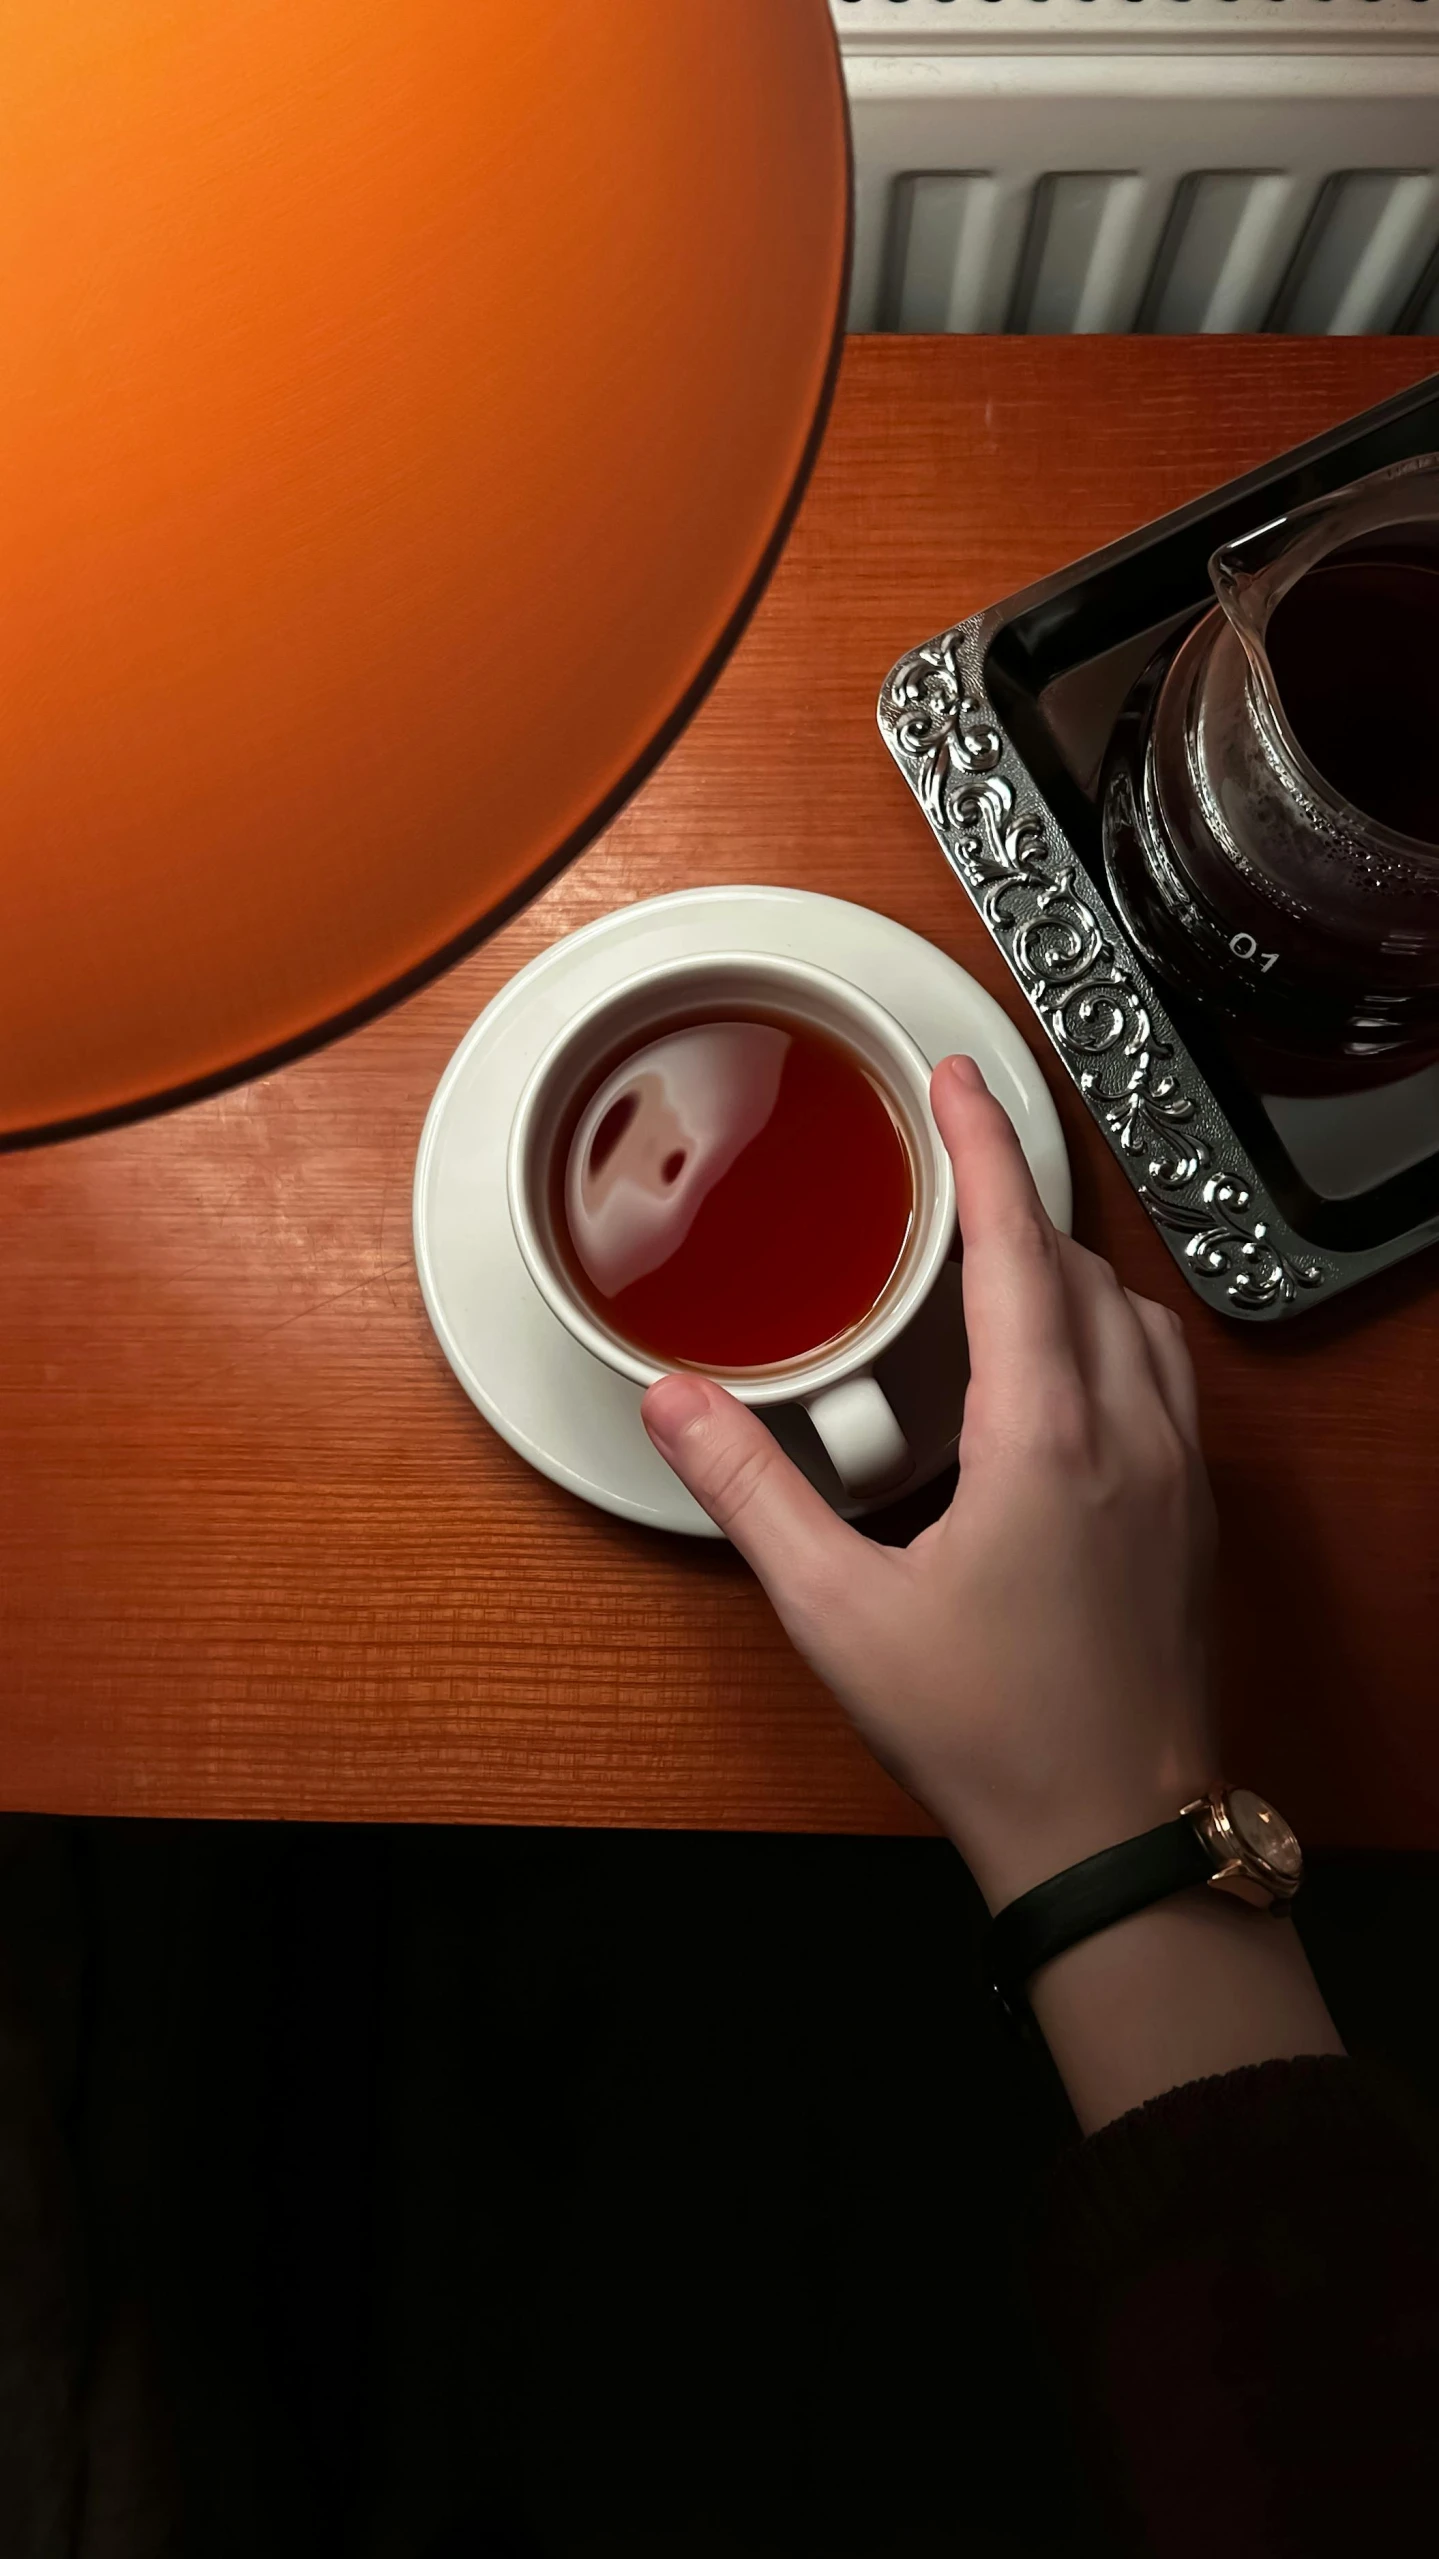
[3, 336, 1438, 1842]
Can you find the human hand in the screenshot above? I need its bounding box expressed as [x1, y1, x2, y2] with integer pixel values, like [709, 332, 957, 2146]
[642, 1054, 1217, 1913]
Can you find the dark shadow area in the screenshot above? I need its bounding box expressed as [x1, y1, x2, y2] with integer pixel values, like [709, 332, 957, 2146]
[0, 1818, 1433, 2559]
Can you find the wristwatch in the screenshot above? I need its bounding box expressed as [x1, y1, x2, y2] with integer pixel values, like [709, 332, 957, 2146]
[986, 1786, 1303, 2022]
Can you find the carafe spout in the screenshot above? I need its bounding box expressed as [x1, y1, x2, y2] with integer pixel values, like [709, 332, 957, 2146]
[1209, 451, 1439, 660]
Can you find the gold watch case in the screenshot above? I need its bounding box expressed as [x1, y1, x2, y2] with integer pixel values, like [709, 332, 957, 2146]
[1182, 1787, 1304, 1910]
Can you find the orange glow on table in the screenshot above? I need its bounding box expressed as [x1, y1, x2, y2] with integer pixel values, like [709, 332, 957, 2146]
[0, 0, 847, 1142]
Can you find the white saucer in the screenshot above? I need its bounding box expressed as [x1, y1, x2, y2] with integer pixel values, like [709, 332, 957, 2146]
[413, 887, 1071, 1538]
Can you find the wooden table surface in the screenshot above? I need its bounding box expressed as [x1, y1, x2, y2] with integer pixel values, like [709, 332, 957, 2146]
[4, 336, 1438, 1845]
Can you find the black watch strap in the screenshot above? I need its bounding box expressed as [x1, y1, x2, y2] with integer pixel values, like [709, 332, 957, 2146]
[987, 1815, 1214, 2018]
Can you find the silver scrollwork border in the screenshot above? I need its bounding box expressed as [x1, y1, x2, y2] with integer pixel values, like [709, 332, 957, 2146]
[878, 611, 1334, 1320]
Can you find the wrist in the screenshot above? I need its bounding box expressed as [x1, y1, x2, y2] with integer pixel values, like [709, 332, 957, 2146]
[1030, 1888, 1344, 2134]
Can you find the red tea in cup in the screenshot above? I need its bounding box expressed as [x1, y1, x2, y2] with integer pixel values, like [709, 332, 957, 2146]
[555, 1011, 914, 1370]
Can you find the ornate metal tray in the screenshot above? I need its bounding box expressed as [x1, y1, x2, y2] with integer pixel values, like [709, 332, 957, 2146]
[879, 371, 1439, 1323]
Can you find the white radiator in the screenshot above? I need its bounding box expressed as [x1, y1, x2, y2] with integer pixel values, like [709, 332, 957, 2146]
[833, 0, 1439, 332]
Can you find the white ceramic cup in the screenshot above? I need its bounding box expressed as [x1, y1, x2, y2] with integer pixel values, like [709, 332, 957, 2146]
[506, 951, 956, 1497]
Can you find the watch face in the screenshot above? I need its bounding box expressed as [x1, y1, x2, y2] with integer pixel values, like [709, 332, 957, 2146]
[1227, 1788, 1302, 1880]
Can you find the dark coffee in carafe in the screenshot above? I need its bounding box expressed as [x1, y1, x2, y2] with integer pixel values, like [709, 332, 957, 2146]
[1103, 455, 1439, 1067]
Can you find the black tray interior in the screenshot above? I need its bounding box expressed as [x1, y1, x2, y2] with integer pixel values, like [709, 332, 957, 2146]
[982, 379, 1439, 1259]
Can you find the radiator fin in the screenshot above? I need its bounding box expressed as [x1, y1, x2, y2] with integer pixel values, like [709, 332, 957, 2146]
[1012, 173, 1153, 332]
[1275, 170, 1439, 330]
[1410, 254, 1439, 332]
[1141, 173, 1307, 332]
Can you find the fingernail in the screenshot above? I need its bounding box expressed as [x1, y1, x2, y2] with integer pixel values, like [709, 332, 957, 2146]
[641, 1373, 712, 1450]
[942, 1054, 985, 1094]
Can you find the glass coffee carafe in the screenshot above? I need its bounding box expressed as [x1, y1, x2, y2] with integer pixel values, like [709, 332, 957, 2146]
[1103, 454, 1439, 1073]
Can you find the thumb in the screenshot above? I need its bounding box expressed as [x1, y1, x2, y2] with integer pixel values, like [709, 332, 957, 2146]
[642, 1373, 857, 1607]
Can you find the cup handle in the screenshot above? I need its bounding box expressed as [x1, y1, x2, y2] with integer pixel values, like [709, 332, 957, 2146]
[801, 1373, 912, 1499]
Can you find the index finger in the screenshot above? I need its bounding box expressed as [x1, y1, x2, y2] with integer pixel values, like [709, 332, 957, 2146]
[930, 1054, 1077, 1415]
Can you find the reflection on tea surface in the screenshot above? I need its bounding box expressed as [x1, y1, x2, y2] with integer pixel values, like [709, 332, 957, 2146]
[560, 1014, 913, 1370]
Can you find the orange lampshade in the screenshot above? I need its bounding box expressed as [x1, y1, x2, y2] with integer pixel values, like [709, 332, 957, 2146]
[0, 1, 848, 1145]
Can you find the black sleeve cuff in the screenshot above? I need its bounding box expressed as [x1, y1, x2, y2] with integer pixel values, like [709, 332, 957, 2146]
[1031, 2057, 1439, 2558]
